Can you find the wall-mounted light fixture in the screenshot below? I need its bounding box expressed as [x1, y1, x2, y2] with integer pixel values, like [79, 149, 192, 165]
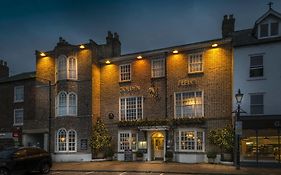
[172, 50, 179, 54]
[79, 45, 85, 49]
[137, 55, 142, 59]
[105, 60, 111, 64]
[40, 52, 46, 57]
[212, 43, 218, 47]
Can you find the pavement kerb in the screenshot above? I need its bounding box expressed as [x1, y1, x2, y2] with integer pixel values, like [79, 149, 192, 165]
[50, 169, 248, 175]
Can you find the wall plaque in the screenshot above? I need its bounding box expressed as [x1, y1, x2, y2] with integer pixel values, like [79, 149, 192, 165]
[178, 79, 197, 87]
[120, 85, 140, 94]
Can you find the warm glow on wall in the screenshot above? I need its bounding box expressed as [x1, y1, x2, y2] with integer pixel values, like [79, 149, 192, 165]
[79, 45, 85, 49]
[172, 50, 179, 54]
[40, 52, 46, 57]
[105, 60, 111, 64]
[212, 43, 218, 47]
[137, 55, 142, 59]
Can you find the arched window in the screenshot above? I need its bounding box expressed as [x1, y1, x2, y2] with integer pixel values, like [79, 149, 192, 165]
[57, 128, 67, 152]
[58, 92, 67, 116]
[56, 129, 77, 152]
[68, 130, 77, 152]
[68, 93, 77, 115]
[57, 55, 67, 80]
[68, 56, 77, 79]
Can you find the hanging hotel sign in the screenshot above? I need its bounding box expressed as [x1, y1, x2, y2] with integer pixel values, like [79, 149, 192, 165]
[178, 79, 197, 87]
[120, 85, 140, 94]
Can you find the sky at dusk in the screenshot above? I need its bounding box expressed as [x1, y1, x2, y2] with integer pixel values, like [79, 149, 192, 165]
[0, 0, 281, 75]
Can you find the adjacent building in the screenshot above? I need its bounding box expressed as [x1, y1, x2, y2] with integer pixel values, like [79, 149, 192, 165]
[233, 7, 281, 163]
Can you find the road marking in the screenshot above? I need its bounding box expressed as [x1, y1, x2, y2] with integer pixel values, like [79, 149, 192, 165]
[51, 172, 61, 175]
[85, 172, 95, 175]
[119, 172, 127, 175]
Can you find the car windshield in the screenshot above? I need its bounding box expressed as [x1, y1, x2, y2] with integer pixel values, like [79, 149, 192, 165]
[0, 148, 16, 159]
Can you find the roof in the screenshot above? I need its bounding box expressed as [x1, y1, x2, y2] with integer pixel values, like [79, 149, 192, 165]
[100, 37, 232, 63]
[233, 28, 281, 47]
[0, 71, 36, 83]
[255, 8, 281, 25]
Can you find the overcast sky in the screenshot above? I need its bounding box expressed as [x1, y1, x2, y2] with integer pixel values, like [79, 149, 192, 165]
[0, 0, 281, 75]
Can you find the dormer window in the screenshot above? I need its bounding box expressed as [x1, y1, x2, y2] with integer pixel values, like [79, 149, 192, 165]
[259, 21, 279, 38]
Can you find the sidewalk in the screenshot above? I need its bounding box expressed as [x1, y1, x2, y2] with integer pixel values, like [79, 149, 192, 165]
[51, 161, 281, 175]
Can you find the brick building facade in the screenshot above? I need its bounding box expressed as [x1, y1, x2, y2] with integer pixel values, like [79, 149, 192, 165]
[1, 15, 234, 163]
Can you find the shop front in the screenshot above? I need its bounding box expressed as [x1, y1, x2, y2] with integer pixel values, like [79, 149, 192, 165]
[239, 116, 281, 164]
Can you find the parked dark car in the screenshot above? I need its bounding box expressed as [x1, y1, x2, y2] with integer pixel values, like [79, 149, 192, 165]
[0, 147, 52, 175]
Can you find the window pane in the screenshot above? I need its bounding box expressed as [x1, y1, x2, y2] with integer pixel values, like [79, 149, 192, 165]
[68, 57, 77, 79]
[57, 129, 67, 151]
[260, 24, 269, 37]
[14, 109, 23, 125]
[68, 130, 76, 151]
[197, 132, 203, 150]
[119, 133, 130, 151]
[271, 22, 279, 36]
[189, 53, 203, 73]
[250, 94, 264, 114]
[152, 59, 165, 78]
[120, 97, 142, 121]
[58, 92, 67, 116]
[250, 56, 263, 77]
[14, 86, 24, 102]
[58, 55, 67, 80]
[69, 93, 77, 115]
[120, 64, 131, 82]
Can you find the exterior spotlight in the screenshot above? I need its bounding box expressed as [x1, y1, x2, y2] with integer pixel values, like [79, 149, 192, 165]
[40, 52, 46, 57]
[79, 45, 85, 49]
[137, 55, 142, 59]
[212, 43, 218, 47]
[105, 60, 111, 64]
[172, 50, 179, 54]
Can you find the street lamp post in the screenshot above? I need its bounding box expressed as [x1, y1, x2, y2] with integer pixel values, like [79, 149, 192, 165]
[234, 89, 243, 170]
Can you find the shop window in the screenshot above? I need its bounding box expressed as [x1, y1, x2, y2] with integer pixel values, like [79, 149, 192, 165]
[14, 86, 24, 102]
[120, 97, 143, 121]
[175, 91, 203, 118]
[175, 129, 204, 152]
[249, 55, 263, 78]
[118, 131, 137, 151]
[188, 53, 203, 73]
[151, 58, 165, 78]
[56, 128, 77, 152]
[250, 94, 264, 115]
[119, 64, 131, 82]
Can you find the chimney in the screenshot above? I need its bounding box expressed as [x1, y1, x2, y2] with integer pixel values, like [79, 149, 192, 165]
[0, 59, 9, 79]
[222, 14, 235, 38]
[113, 32, 121, 57]
[106, 31, 113, 44]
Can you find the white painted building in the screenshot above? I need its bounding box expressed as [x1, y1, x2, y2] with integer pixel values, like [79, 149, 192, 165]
[233, 7, 281, 163]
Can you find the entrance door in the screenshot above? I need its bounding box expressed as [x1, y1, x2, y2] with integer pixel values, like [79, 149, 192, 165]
[152, 132, 164, 160]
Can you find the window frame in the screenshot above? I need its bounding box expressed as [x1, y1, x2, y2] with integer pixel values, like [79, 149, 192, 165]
[56, 91, 78, 117]
[14, 108, 24, 126]
[174, 91, 204, 118]
[14, 86, 24, 103]
[119, 96, 143, 121]
[174, 128, 205, 152]
[119, 64, 131, 82]
[151, 58, 165, 78]
[259, 21, 280, 39]
[55, 128, 77, 153]
[250, 93, 264, 115]
[56, 55, 78, 82]
[249, 54, 264, 78]
[118, 130, 137, 152]
[188, 52, 203, 74]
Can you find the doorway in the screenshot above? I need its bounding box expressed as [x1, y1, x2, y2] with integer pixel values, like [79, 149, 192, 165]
[151, 132, 164, 160]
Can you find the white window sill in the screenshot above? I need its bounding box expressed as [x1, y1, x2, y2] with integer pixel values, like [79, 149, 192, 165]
[13, 123, 23, 126]
[247, 77, 266, 81]
[14, 100, 24, 103]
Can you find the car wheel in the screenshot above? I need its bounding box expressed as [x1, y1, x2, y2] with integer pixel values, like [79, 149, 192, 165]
[0, 168, 10, 175]
[39, 162, 50, 174]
